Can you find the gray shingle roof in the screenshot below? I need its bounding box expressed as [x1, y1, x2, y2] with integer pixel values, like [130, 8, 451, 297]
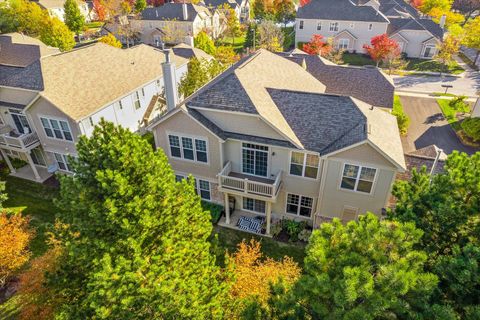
[267, 89, 368, 154]
[141, 3, 210, 21]
[388, 17, 444, 39]
[378, 0, 419, 18]
[0, 62, 44, 91]
[204, 0, 238, 9]
[297, 0, 389, 22]
[281, 53, 394, 109]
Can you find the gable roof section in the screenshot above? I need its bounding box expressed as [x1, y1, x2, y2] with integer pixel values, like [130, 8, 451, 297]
[0, 33, 59, 67]
[297, 0, 389, 22]
[172, 43, 214, 61]
[141, 3, 211, 21]
[334, 29, 358, 39]
[378, 0, 419, 18]
[387, 17, 443, 40]
[188, 49, 327, 147]
[281, 53, 394, 108]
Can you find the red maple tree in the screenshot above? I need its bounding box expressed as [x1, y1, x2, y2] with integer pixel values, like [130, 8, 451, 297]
[299, 0, 310, 6]
[302, 34, 332, 56]
[93, 0, 106, 20]
[410, 0, 423, 8]
[363, 34, 400, 66]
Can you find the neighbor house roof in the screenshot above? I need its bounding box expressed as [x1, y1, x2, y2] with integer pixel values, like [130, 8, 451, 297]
[172, 43, 213, 61]
[188, 49, 327, 148]
[387, 17, 444, 39]
[378, 0, 419, 18]
[281, 53, 395, 109]
[141, 3, 211, 22]
[297, 0, 389, 22]
[204, 0, 238, 9]
[0, 33, 59, 67]
[35, 0, 85, 9]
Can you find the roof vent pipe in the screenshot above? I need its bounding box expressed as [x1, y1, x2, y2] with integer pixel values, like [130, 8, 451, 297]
[182, 3, 188, 20]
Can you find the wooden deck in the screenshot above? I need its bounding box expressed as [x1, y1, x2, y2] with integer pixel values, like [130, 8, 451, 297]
[228, 172, 275, 184]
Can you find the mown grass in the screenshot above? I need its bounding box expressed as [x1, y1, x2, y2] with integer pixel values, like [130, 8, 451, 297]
[437, 99, 462, 131]
[217, 35, 246, 53]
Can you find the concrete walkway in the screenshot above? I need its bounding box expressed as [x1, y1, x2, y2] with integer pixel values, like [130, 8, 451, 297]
[400, 96, 478, 155]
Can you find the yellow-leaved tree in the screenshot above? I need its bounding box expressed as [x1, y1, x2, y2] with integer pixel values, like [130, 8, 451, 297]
[225, 239, 301, 318]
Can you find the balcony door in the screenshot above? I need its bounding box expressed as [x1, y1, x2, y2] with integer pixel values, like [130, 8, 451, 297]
[10, 111, 31, 134]
[242, 143, 268, 177]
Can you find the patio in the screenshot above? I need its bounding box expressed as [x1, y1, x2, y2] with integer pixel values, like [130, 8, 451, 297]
[218, 209, 280, 238]
[10, 164, 52, 183]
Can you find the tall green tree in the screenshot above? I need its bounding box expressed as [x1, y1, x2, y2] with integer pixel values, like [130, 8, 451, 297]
[194, 31, 216, 55]
[40, 17, 75, 51]
[179, 57, 226, 97]
[225, 8, 243, 46]
[269, 214, 438, 319]
[244, 22, 258, 50]
[463, 16, 480, 64]
[134, 0, 146, 13]
[63, 0, 85, 36]
[273, 0, 295, 27]
[51, 121, 227, 319]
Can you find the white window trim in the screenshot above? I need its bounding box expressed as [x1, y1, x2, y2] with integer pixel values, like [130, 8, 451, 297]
[339, 162, 378, 195]
[285, 193, 314, 219]
[38, 115, 74, 142]
[288, 150, 319, 180]
[240, 142, 270, 178]
[338, 38, 350, 49]
[166, 131, 209, 165]
[242, 196, 266, 215]
[330, 22, 339, 32]
[197, 179, 211, 201]
[53, 152, 73, 172]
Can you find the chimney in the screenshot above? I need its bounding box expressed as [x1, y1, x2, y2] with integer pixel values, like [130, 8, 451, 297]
[162, 49, 179, 111]
[185, 35, 194, 47]
[182, 3, 188, 20]
[439, 14, 446, 29]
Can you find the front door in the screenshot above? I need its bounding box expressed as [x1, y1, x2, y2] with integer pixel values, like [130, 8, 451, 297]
[31, 148, 46, 166]
[10, 112, 31, 134]
[242, 143, 268, 177]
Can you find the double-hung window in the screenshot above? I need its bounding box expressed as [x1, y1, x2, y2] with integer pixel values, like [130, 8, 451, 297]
[289, 152, 319, 179]
[299, 20, 304, 29]
[242, 143, 268, 177]
[54, 152, 71, 172]
[40, 117, 73, 141]
[330, 22, 338, 31]
[340, 164, 377, 193]
[317, 22, 322, 30]
[286, 193, 313, 217]
[133, 91, 141, 110]
[197, 179, 211, 200]
[243, 197, 266, 214]
[338, 38, 349, 50]
[168, 134, 208, 163]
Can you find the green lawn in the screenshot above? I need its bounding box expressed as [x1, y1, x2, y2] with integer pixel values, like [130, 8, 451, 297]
[405, 59, 464, 75]
[437, 99, 463, 131]
[84, 21, 105, 30]
[217, 35, 246, 53]
[341, 53, 377, 66]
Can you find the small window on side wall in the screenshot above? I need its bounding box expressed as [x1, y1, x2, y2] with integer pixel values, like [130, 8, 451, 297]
[290, 152, 319, 179]
[340, 164, 376, 194]
[299, 20, 304, 29]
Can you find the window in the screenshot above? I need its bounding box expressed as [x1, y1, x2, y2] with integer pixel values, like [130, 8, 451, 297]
[289, 152, 319, 179]
[330, 22, 338, 31]
[286, 193, 313, 217]
[317, 22, 322, 30]
[54, 152, 71, 172]
[141, 88, 145, 98]
[368, 23, 373, 30]
[118, 100, 123, 110]
[89, 117, 94, 126]
[40, 117, 73, 141]
[198, 179, 211, 200]
[338, 38, 349, 49]
[133, 91, 141, 110]
[10, 111, 31, 134]
[299, 20, 304, 29]
[168, 134, 208, 163]
[340, 164, 377, 193]
[243, 197, 266, 214]
[175, 174, 185, 182]
[242, 143, 268, 177]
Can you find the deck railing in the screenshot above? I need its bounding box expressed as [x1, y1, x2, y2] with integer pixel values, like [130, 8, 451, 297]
[0, 131, 40, 150]
[218, 161, 282, 199]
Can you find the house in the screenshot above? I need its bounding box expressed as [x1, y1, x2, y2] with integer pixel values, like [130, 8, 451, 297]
[0, 33, 188, 182]
[295, 0, 444, 59]
[134, 3, 223, 46]
[203, 0, 250, 22]
[148, 49, 406, 235]
[281, 50, 395, 108]
[33, 0, 91, 23]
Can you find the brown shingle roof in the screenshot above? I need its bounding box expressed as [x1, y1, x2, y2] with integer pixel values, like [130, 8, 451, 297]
[0, 33, 59, 67]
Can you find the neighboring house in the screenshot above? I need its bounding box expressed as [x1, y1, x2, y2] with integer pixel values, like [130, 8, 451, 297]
[295, 0, 444, 59]
[204, 0, 241, 20]
[0, 33, 188, 182]
[33, 0, 91, 22]
[100, 15, 142, 47]
[281, 50, 395, 108]
[148, 49, 406, 235]
[134, 3, 222, 46]
[172, 43, 214, 61]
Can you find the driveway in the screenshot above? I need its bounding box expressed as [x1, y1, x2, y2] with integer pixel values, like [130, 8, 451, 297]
[400, 96, 478, 155]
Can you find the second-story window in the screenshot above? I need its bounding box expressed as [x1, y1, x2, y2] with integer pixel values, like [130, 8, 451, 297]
[299, 20, 304, 29]
[330, 22, 338, 31]
[290, 152, 319, 179]
[317, 22, 322, 30]
[168, 134, 208, 163]
[40, 117, 73, 141]
[340, 164, 377, 193]
[133, 91, 141, 110]
[368, 23, 373, 30]
[242, 143, 268, 177]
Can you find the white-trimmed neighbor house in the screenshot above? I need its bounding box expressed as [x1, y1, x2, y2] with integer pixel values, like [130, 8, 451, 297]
[34, 0, 91, 22]
[295, 0, 444, 59]
[148, 49, 406, 235]
[0, 33, 188, 182]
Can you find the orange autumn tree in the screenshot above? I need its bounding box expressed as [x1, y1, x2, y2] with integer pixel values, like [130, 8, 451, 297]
[302, 34, 332, 56]
[363, 34, 400, 67]
[226, 239, 301, 314]
[0, 213, 33, 288]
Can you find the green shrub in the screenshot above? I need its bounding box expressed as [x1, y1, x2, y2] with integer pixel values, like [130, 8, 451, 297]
[298, 229, 312, 242]
[282, 219, 306, 242]
[449, 95, 470, 113]
[392, 95, 410, 135]
[461, 117, 480, 141]
[270, 221, 282, 237]
[201, 201, 223, 224]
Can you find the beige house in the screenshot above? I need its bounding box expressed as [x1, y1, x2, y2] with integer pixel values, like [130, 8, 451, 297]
[0, 33, 188, 182]
[149, 49, 406, 235]
[295, 0, 444, 59]
[34, 0, 91, 22]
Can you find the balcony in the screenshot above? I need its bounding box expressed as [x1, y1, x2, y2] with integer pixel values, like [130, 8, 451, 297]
[218, 161, 283, 201]
[0, 131, 40, 150]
